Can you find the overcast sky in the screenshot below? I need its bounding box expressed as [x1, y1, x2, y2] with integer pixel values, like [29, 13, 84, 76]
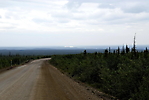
[0, 0, 149, 47]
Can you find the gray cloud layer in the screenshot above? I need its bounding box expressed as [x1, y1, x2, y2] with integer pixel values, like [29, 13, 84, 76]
[66, 0, 149, 13]
[0, 0, 149, 46]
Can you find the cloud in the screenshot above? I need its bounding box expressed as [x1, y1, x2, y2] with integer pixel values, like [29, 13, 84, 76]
[65, 1, 82, 9]
[0, 26, 16, 30]
[51, 11, 72, 18]
[0, 0, 149, 46]
[0, 21, 17, 30]
[32, 18, 53, 24]
[0, 1, 12, 8]
[67, 0, 149, 25]
[98, 3, 115, 9]
[120, 2, 149, 13]
[1, 0, 149, 27]
[66, 0, 149, 13]
[56, 19, 70, 23]
[51, 11, 71, 22]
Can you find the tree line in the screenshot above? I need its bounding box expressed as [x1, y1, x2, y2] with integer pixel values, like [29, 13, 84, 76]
[50, 45, 149, 100]
[0, 54, 50, 69]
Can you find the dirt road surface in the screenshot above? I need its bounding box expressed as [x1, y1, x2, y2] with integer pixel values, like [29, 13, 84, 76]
[0, 58, 105, 100]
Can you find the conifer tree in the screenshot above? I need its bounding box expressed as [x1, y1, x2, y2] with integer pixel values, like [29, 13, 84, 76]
[84, 50, 87, 55]
[126, 45, 130, 53]
[132, 33, 136, 56]
[104, 49, 108, 57]
[117, 47, 120, 55]
[121, 45, 125, 54]
[109, 47, 111, 54]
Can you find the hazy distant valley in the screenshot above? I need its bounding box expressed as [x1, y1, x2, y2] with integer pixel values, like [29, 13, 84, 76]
[0, 45, 148, 55]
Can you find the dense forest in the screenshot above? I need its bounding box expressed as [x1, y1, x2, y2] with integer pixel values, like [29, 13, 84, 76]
[50, 45, 149, 100]
[0, 54, 50, 69]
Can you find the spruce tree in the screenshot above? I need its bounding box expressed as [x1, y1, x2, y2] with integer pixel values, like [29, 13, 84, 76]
[126, 45, 130, 53]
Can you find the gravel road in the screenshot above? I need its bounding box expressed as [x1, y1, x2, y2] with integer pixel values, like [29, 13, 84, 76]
[0, 58, 104, 100]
